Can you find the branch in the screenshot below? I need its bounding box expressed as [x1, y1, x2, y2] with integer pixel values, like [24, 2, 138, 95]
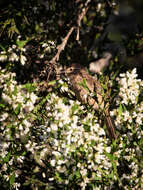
[47, 26, 75, 79]
[46, 0, 91, 79]
[76, 0, 91, 40]
[50, 26, 75, 64]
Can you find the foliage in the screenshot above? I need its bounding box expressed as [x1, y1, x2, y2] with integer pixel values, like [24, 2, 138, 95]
[0, 0, 143, 189]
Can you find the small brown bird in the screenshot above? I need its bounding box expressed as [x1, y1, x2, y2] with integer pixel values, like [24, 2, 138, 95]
[65, 64, 101, 110]
[65, 64, 117, 140]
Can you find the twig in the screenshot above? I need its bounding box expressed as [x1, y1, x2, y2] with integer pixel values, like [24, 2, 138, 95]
[46, 0, 91, 79]
[48, 26, 75, 79]
[76, 0, 91, 40]
[51, 26, 75, 63]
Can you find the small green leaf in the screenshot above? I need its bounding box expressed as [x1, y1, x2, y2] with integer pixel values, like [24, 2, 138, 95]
[94, 175, 101, 181]
[14, 103, 21, 115]
[79, 79, 90, 92]
[0, 44, 5, 51]
[13, 86, 18, 96]
[16, 40, 27, 48]
[118, 104, 123, 115]
[108, 170, 114, 179]
[55, 172, 63, 182]
[83, 16, 87, 24]
[75, 170, 81, 179]
[3, 152, 11, 163]
[52, 0, 56, 11]
[24, 83, 36, 93]
[0, 103, 5, 108]
[9, 173, 15, 185]
[72, 104, 79, 112]
[105, 152, 117, 161]
[48, 80, 56, 85]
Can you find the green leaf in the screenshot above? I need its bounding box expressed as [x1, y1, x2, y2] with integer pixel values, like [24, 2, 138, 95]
[108, 170, 114, 179]
[75, 170, 81, 179]
[9, 173, 15, 185]
[0, 103, 5, 108]
[79, 78, 90, 92]
[3, 152, 11, 163]
[13, 86, 18, 96]
[52, 0, 56, 11]
[24, 83, 36, 93]
[14, 103, 21, 115]
[55, 172, 63, 182]
[72, 104, 79, 112]
[0, 44, 6, 51]
[118, 104, 123, 115]
[94, 175, 101, 181]
[48, 80, 56, 85]
[83, 16, 87, 24]
[16, 40, 27, 48]
[105, 152, 117, 161]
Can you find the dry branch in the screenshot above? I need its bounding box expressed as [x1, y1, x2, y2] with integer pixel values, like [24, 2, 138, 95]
[46, 27, 75, 79]
[46, 0, 91, 79]
[76, 0, 91, 40]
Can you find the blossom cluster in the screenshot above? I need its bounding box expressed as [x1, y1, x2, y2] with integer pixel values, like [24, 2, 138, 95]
[0, 68, 38, 189]
[0, 69, 113, 189]
[42, 93, 113, 189]
[0, 43, 27, 65]
[39, 40, 56, 59]
[116, 68, 142, 105]
[110, 68, 143, 189]
[0, 67, 143, 189]
[0, 39, 56, 65]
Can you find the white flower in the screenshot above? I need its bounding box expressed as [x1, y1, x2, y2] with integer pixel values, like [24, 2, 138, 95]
[13, 182, 21, 190]
[106, 146, 111, 153]
[3, 174, 9, 181]
[9, 52, 19, 62]
[57, 159, 66, 165]
[95, 154, 102, 164]
[23, 119, 31, 128]
[12, 45, 17, 49]
[48, 40, 55, 46]
[58, 79, 64, 84]
[17, 156, 25, 163]
[30, 92, 38, 104]
[49, 177, 54, 181]
[123, 111, 132, 122]
[1, 163, 7, 172]
[0, 54, 7, 62]
[2, 93, 12, 104]
[42, 43, 47, 48]
[20, 55, 27, 65]
[0, 112, 8, 121]
[136, 114, 143, 125]
[83, 94, 88, 100]
[98, 128, 105, 136]
[52, 151, 61, 157]
[51, 123, 58, 131]
[61, 85, 68, 92]
[25, 101, 34, 111]
[80, 169, 87, 177]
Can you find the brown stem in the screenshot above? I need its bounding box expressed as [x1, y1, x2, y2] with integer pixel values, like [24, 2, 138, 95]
[76, 0, 91, 40]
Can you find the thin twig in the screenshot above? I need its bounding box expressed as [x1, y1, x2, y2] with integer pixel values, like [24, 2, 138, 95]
[76, 0, 91, 40]
[48, 26, 75, 79]
[51, 26, 75, 63]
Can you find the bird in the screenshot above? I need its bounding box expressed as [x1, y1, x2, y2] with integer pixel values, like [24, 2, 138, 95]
[65, 63, 117, 140]
[89, 52, 112, 74]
